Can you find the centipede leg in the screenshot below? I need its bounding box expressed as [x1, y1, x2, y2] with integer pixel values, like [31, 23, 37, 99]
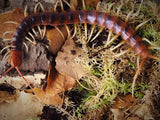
[34, 2, 45, 13]
[28, 32, 36, 43]
[116, 3, 123, 17]
[2, 51, 10, 61]
[32, 28, 38, 37]
[55, 26, 65, 40]
[90, 27, 105, 42]
[111, 40, 127, 51]
[82, 0, 86, 10]
[59, 0, 71, 38]
[105, 31, 119, 47]
[37, 26, 43, 38]
[132, 58, 145, 95]
[148, 55, 160, 61]
[107, 3, 115, 13]
[42, 26, 46, 39]
[34, 2, 46, 39]
[63, 0, 76, 10]
[125, 10, 133, 23]
[135, 19, 151, 31]
[0, 45, 11, 54]
[131, 0, 143, 18]
[114, 47, 132, 57]
[25, 36, 36, 45]
[87, 25, 96, 42]
[2, 38, 12, 42]
[23, 42, 29, 52]
[3, 21, 18, 25]
[148, 46, 160, 50]
[71, 24, 77, 39]
[2, 31, 13, 38]
[24, 5, 28, 17]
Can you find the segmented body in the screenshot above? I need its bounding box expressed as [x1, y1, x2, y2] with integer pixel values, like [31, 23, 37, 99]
[10, 10, 149, 67]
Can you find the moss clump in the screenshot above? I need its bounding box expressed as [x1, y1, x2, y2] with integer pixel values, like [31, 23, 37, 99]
[73, 0, 160, 119]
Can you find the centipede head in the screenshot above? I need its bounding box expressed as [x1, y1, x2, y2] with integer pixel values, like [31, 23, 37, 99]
[9, 50, 22, 67]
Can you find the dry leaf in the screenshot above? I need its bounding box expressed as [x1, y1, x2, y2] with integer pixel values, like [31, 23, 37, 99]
[0, 8, 26, 39]
[47, 26, 68, 54]
[0, 90, 19, 103]
[77, 0, 100, 8]
[33, 61, 76, 105]
[33, 87, 63, 105]
[126, 116, 142, 120]
[46, 62, 76, 95]
[111, 109, 125, 120]
[56, 38, 87, 79]
[113, 94, 136, 109]
[0, 91, 43, 120]
[132, 104, 154, 120]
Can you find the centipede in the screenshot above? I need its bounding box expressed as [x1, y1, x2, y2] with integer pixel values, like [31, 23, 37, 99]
[0, 0, 159, 94]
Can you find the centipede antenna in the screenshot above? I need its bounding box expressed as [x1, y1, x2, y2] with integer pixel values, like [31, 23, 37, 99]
[28, 32, 36, 43]
[114, 47, 132, 57]
[71, 24, 77, 39]
[32, 28, 38, 37]
[24, 5, 28, 17]
[107, 3, 115, 13]
[2, 31, 13, 38]
[23, 42, 29, 52]
[0, 45, 11, 54]
[55, 26, 65, 40]
[135, 19, 151, 31]
[111, 40, 127, 51]
[25, 36, 36, 45]
[90, 27, 105, 42]
[0, 66, 15, 79]
[3, 21, 18, 25]
[87, 25, 96, 42]
[2, 38, 12, 42]
[132, 58, 145, 96]
[15, 67, 35, 93]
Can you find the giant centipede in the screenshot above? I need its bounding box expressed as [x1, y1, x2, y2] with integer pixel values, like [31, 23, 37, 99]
[0, 9, 159, 93]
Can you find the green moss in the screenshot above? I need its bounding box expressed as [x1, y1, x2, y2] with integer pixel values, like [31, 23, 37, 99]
[73, 0, 160, 119]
